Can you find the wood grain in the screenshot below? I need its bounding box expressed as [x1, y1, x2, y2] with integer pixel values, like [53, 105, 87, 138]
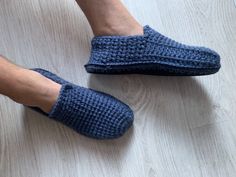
[0, 0, 236, 177]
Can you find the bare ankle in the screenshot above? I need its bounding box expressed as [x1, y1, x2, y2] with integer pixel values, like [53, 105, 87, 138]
[94, 23, 143, 36]
[34, 79, 61, 113]
[77, 0, 143, 36]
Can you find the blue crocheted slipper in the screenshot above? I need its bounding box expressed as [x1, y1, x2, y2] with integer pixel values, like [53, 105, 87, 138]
[85, 26, 221, 76]
[30, 68, 134, 139]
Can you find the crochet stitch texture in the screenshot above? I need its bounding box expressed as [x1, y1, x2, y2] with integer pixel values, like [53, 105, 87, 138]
[31, 68, 134, 139]
[85, 26, 221, 76]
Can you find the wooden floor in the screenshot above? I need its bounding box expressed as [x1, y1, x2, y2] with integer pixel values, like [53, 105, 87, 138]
[0, 0, 236, 177]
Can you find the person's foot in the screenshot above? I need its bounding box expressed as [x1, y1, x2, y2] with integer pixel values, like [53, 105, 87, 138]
[0, 56, 134, 139]
[30, 68, 134, 139]
[85, 26, 221, 76]
[0, 56, 61, 113]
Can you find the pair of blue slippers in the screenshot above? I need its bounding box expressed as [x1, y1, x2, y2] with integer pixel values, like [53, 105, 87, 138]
[32, 26, 221, 139]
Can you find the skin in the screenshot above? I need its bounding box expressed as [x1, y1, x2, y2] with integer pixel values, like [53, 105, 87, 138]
[0, 0, 142, 112]
[0, 56, 61, 113]
[75, 0, 143, 36]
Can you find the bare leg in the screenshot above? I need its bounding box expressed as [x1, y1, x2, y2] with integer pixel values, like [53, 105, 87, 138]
[75, 0, 143, 36]
[0, 56, 61, 113]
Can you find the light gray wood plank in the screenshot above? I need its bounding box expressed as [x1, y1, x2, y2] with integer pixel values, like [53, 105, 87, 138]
[0, 0, 236, 177]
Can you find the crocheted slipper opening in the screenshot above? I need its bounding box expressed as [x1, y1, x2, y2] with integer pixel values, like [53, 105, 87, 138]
[85, 26, 221, 76]
[30, 68, 134, 139]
